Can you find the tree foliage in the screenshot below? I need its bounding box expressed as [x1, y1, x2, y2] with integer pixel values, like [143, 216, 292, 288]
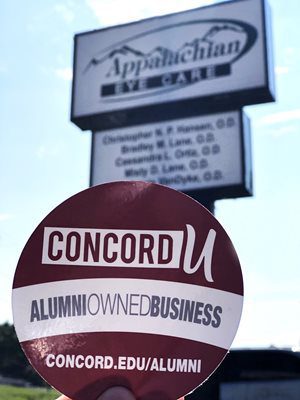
[0, 322, 47, 386]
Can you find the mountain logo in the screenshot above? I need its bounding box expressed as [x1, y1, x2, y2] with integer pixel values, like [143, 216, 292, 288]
[83, 19, 257, 102]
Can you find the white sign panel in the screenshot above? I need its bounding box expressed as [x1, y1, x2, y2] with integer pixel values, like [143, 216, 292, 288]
[71, 0, 274, 130]
[90, 110, 252, 199]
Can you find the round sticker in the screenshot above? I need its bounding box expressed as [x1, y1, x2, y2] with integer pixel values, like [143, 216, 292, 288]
[12, 181, 243, 399]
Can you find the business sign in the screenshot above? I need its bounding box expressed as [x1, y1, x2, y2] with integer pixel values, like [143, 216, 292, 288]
[12, 182, 243, 400]
[90, 110, 252, 200]
[71, 0, 275, 130]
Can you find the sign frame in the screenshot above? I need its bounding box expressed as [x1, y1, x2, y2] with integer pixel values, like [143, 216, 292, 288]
[184, 110, 252, 202]
[89, 109, 252, 201]
[71, 0, 275, 131]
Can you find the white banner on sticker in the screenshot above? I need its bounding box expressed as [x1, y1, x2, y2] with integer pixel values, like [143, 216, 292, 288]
[42, 227, 183, 268]
[13, 278, 243, 349]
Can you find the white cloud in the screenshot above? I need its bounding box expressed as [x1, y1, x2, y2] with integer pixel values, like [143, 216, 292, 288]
[55, 67, 73, 81]
[36, 144, 61, 159]
[234, 297, 300, 348]
[285, 47, 295, 56]
[275, 65, 289, 75]
[85, 0, 215, 26]
[258, 109, 300, 126]
[54, 3, 75, 24]
[270, 125, 297, 137]
[0, 213, 13, 222]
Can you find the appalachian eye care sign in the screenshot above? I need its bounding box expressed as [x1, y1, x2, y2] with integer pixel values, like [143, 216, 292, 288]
[12, 182, 243, 399]
[71, 0, 274, 130]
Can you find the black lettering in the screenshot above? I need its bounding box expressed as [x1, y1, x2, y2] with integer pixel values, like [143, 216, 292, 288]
[121, 234, 136, 263]
[212, 306, 222, 328]
[170, 297, 180, 320]
[66, 232, 81, 262]
[150, 296, 160, 317]
[103, 233, 118, 263]
[193, 301, 204, 324]
[48, 231, 63, 261]
[158, 235, 173, 264]
[106, 58, 120, 78]
[83, 232, 100, 262]
[40, 299, 48, 320]
[202, 303, 213, 326]
[139, 234, 154, 264]
[71, 294, 85, 316]
[58, 296, 71, 318]
[30, 300, 40, 322]
[48, 297, 58, 319]
[183, 300, 196, 322]
[160, 296, 171, 319]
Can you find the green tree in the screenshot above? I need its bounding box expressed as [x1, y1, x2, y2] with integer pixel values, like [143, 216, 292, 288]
[0, 322, 47, 386]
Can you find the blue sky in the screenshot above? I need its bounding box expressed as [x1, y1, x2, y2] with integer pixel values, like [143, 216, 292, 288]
[1, 0, 300, 349]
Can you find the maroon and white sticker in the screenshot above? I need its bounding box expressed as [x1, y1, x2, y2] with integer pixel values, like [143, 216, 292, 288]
[12, 181, 243, 399]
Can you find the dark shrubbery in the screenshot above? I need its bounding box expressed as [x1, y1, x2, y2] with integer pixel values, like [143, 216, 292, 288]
[0, 322, 47, 387]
